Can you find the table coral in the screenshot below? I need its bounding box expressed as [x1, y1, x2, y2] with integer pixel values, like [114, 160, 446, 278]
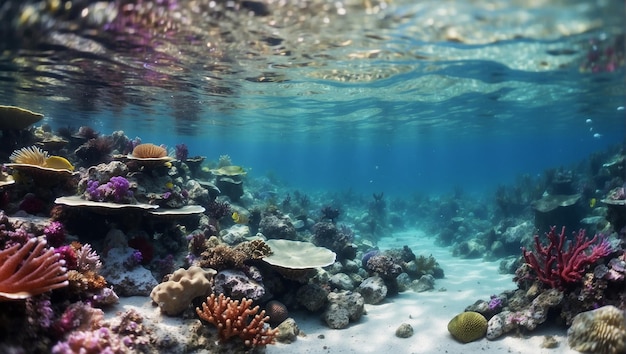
[195, 293, 278, 347]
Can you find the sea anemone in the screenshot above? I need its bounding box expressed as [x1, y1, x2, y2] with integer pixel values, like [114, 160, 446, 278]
[9, 146, 48, 165]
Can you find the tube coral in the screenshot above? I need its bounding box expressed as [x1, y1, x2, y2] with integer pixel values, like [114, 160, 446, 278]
[196, 293, 278, 347]
[0, 238, 69, 300]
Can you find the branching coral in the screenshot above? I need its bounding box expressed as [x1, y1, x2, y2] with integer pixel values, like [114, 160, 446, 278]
[522, 226, 613, 289]
[196, 293, 278, 347]
[0, 238, 69, 300]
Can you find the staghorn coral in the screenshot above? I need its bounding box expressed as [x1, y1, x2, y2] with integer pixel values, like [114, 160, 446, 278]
[131, 143, 167, 158]
[447, 311, 488, 343]
[567, 305, 626, 354]
[0, 238, 69, 300]
[196, 293, 278, 347]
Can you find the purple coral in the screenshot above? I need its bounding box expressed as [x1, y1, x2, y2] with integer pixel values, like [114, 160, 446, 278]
[123, 250, 143, 269]
[488, 295, 503, 311]
[86, 176, 133, 203]
[52, 327, 132, 354]
[175, 143, 188, 161]
[44, 221, 66, 247]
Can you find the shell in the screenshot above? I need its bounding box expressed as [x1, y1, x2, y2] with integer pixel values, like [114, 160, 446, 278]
[131, 143, 167, 158]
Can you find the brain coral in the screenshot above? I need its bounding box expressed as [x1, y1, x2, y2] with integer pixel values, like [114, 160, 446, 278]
[150, 266, 217, 316]
[567, 305, 626, 354]
[447, 311, 488, 343]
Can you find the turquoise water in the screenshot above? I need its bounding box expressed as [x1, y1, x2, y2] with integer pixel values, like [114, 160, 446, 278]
[1, 0, 624, 195]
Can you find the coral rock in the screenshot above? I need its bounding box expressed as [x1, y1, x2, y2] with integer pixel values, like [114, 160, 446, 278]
[275, 317, 299, 343]
[150, 266, 216, 316]
[357, 276, 387, 304]
[101, 248, 157, 297]
[567, 305, 626, 354]
[323, 291, 365, 329]
[214, 269, 265, 301]
[296, 284, 329, 312]
[447, 311, 488, 343]
[395, 323, 414, 338]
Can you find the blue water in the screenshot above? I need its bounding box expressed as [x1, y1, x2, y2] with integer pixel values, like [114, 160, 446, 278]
[2, 0, 625, 197]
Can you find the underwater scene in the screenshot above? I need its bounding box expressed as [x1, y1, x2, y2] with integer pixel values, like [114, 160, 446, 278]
[0, 0, 625, 353]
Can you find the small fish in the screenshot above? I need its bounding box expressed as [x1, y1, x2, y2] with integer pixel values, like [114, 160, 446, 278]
[165, 181, 174, 189]
[232, 211, 249, 224]
[589, 198, 596, 208]
[593, 133, 602, 139]
[585, 118, 593, 124]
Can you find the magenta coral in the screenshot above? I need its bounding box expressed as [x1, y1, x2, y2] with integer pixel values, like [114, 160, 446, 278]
[0, 238, 69, 300]
[522, 226, 613, 289]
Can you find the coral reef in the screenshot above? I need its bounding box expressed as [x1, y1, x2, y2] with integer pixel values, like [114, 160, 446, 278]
[196, 293, 278, 347]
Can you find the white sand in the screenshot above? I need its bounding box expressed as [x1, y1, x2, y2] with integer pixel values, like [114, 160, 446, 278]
[109, 230, 579, 353]
[267, 230, 578, 354]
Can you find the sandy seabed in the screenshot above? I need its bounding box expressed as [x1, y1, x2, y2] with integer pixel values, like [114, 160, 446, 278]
[109, 230, 580, 354]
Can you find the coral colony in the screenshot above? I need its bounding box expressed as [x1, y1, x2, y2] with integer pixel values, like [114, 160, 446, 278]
[85, 176, 133, 203]
[0, 117, 624, 353]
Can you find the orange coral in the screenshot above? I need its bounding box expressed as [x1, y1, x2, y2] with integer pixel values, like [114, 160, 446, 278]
[0, 238, 69, 300]
[196, 293, 278, 347]
[131, 143, 167, 158]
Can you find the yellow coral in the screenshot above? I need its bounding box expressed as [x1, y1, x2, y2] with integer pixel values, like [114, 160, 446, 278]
[567, 305, 626, 354]
[44, 156, 74, 171]
[447, 311, 488, 343]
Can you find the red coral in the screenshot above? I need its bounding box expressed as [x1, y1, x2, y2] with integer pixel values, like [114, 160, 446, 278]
[196, 293, 278, 347]
[522, 226, 613, 289]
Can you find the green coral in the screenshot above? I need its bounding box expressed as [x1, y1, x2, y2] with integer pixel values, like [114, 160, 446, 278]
[447, 311, 487, 343]
[415, 254, 437, 273]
